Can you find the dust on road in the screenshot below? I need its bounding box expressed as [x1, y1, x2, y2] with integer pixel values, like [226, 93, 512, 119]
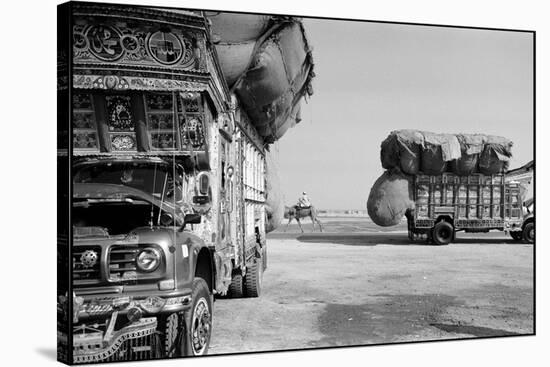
[208, 225, 533, 355]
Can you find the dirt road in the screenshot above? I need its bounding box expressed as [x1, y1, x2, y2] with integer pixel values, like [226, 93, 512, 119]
[208, 220, 533, 355]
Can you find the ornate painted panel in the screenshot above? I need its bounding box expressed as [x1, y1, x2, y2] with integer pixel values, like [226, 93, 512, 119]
[73, 23, 202, 71]
[72, 93, 98, 150]
[106, 95, 136, 151]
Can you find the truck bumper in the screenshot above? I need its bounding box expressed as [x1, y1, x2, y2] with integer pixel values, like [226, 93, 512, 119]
[65, 292, 192, 363]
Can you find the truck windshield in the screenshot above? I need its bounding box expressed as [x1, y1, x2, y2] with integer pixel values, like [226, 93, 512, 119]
[73, 162, 183, 202]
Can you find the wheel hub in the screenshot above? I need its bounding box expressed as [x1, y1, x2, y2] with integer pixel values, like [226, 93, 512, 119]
[191, 298, 211, 355]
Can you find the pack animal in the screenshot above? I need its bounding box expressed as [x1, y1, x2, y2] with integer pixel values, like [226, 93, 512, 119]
[283, 206, 323, 233]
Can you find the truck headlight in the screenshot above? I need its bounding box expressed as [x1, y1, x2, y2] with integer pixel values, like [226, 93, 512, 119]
[136, 248, 161, 272]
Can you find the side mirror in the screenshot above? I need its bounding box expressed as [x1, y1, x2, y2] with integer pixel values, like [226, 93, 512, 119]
[179, 213, 201, 231]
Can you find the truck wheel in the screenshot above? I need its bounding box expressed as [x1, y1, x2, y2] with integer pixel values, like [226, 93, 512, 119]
[184, 278, 212, 356]
[432, 221, 454, 245]
[227, 273, 244, 298]
[159, 312, 186, 358]
[523, 222, 534, 244]
[244, 259, 262, 297]
[510, 231, 523, 241]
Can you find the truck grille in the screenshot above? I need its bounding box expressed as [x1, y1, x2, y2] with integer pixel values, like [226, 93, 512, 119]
[73, 247, 101, 282]
[108, 247, 139, 281]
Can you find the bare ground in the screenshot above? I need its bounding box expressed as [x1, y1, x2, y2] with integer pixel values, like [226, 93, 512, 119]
[208, 219, 534, 355]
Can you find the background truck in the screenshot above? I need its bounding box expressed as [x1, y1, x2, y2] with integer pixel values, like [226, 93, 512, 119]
[406, 173, 528, 245]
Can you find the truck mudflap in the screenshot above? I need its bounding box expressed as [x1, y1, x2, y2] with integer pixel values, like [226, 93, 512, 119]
[73, 315, 161, 363]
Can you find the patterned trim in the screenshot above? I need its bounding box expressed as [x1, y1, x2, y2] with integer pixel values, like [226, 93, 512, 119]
[73, 318, 157, 363]
[73, 75, 208, 92]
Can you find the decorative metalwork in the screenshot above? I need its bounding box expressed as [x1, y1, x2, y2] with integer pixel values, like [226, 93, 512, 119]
[74, 75, 207, 92]
[129, 78, 205, 91]
[106, 96, 133, 131]
[180, 116, 205, 148]
[73, 93, 98, 150]
[80, 250, 98, 268]
[73, 133, 98, 149]
[182, 98, 199, 113]
[111, 134, 136, 151]
[73, 23, 197, 69]
[73, 318, 158, 363]
[147, 31, 184, 65]
[87, 25, 124, 61]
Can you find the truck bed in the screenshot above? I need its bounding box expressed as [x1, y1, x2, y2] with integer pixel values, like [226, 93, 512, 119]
[413, 173, 522, 230]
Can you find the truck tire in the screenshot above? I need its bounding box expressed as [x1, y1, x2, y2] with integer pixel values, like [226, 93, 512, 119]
[244, 259, 262, 297]
[227, 273, 244, 298]
[510, 231, 523, 241]
[159, 312, 186, 358]
[432, 221, 454, 245]
[184, 278, 212, 356]
[522, 222, 534, 244]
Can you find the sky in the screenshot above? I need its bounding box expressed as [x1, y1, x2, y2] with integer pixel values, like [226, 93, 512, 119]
[271, 19, 534, 210]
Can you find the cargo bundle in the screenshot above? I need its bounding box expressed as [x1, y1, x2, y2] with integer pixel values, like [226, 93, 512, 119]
[207, 13, 315, 143]
[367, 170, 415, 227]
[380, 130, 512, 176]
[369, 130, 514, 227]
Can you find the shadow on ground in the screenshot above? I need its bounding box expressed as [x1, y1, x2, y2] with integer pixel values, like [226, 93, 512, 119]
[309, 293, 526, 347]
[269, 232, 527, 247]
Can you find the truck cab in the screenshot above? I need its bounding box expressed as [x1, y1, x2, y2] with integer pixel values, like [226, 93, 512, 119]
[509, 197, 534, 243]
[62, 157, 215, 362]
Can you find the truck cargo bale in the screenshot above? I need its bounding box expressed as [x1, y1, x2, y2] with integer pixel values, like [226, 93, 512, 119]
[449, 134, 485, 175]
[380, 130, 424, 175]
[421, 131, 447, 175]
[421, 133, 461, 175]
[380, 133, 400, 170]
[214, 42, 257, 87]
[206, 12, 273, 86]
[206, 12, 272, 43]
[233, 21, 314, 142]
[257, 103, 302, 142]
[205, 14, 314, 143]
[367, 170, 415, 227]
[478, 135, 513, 174]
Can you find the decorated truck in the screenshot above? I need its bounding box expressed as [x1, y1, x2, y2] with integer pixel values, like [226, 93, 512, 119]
[406, 173, 525, 245]
[368, 130, 534, 245]
[57, 2, 314, 363]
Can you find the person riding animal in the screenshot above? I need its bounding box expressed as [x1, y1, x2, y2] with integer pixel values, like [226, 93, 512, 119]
[296, 191, 311, 209]
[285, 192, 323, 232]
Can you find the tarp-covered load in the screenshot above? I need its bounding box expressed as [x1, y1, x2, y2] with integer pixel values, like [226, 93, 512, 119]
[367, 170, 415, 227]
[381, 129, 423, 175]
[479, 135, 513, 175]
[449, 134, 485, 175]
[380, 130, 512, 176]
[206, 12, 314, 143]
[421, 132, 461, 175]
